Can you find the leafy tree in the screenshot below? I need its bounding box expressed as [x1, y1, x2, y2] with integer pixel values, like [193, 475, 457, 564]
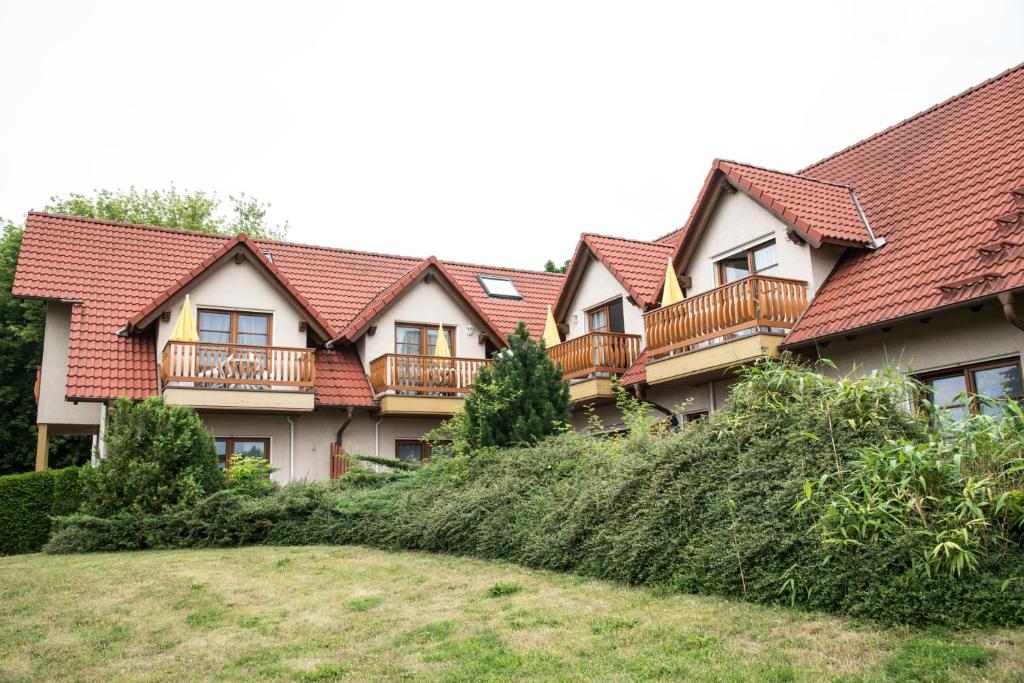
[450, 322, 571, 453]
[78, 397, 222, 515]
[45, 185, 288, 240]
[0, 186, 287, 473]
[543, 259, 569, 273]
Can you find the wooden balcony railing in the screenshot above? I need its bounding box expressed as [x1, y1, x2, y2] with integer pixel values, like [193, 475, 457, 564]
[369, 353, 490, 396]
[644, 275, 808, 358]
[160, 341, 316, 390]
[547, 331, 642, 381]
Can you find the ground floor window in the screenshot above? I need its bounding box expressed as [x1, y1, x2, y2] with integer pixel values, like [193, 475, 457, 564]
[214, 437, 271, 470]
[395, 439, 451, 462]
[918, 358, 1024, 419]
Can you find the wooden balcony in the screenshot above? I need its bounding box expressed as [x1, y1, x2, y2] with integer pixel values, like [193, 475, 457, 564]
[162, 340, 316, 389]
[547, 332, 642, 381]
[160, 341, 316, 412]
[369, 353, 490, 396]
[644, 275, 808, 360]
[369, 353, 491, 415]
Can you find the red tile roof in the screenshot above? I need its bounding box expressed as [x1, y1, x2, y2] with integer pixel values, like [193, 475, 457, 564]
[125, 233, 337, 340]
[13, 212, 560, 404]
[786, 62, 1024, 344]
[618, 351, 648, 387]
[554, 233, 675, 320]
[333, 256, 508, 345]
[716, 160, 875, 247]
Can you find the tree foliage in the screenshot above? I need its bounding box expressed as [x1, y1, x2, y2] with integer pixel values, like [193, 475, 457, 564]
[443, 322, 571, 454]
[543, 259, 568, 273]
[44, 185, 288, 240]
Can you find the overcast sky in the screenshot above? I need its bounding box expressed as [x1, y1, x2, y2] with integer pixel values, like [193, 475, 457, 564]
[1, 2, 1022, 270]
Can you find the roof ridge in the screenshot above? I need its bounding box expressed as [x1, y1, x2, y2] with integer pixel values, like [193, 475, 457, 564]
[583, 231, 673, 248]
[440, 258, 565, 277]
[29, 211, 556, 276]
[798, 59, 1024, 174]
[28, 211, 232, 240]
[717, 159, 852, 189]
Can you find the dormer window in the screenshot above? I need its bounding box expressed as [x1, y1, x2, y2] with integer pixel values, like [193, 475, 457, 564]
[716, 240, 779, 284]
[477, 275, 522, 300]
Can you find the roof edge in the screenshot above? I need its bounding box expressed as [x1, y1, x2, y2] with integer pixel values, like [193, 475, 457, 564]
[798, 60, 1024, 174]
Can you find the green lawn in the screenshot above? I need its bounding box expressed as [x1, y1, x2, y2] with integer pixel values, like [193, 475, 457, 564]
[0, 547, 1020, 682]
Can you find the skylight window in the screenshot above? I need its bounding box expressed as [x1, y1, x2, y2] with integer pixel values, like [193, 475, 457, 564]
[477, 275, 522, 300]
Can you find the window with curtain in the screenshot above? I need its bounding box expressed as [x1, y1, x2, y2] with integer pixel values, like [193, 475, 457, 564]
[395, 323, 455, 355]
[716, 240, 780, 284]
[197, 309, 271, 346]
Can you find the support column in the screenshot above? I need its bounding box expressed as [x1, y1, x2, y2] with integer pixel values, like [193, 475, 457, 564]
[35, 423, 49, 471]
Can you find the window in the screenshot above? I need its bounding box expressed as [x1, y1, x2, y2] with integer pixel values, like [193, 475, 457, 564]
[716, 240, 780, 285]
[394, 323, 456, 356]
[214, 437, 270, 470]
[920, 358, 1024, 420]
[477, 275, 522, 300]
[198, 309, 272, 346]
[586, 297, 625, 333]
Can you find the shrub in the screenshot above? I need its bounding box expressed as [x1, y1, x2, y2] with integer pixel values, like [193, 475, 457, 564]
[78, 397, 222, 515]
[797, 398, 1024, 577]
[0, 466, 82, 554]
[225, 455, 276, 497]
[443, 321, 570, 454]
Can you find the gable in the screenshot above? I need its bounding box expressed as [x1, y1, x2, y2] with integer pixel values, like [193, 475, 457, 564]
[562, 256, 645, 339]
[155, 256, 314, 353]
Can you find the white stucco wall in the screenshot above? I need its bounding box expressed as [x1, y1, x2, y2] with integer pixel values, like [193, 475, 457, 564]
[795, 302, 1024, 378]
[157, 256, 309, 357]
[340, 411, 446, 459]
[37, 302, 102, 430]
[684, 191, 841, 297]
[355, 277, 489, 373]
[562, 257, 645, 342]
[201, 408, 351, 483]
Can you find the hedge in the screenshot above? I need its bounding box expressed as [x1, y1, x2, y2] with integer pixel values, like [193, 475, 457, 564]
[44, 360, 1024, 626]
[0, 466, 83, 555]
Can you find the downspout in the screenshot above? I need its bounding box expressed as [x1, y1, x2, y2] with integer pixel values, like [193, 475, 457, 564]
[634, 384, 679, 428]
[286, 416, 295, 483]
[96, 402, 108, 462]
[373, 415, 384, 472]
[336, 406, 354, 446]
[708, 382, 716, 415]
[997, 291, 1024, 332]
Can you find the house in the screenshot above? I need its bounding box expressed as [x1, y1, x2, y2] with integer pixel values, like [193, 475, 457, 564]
[548, 62, 1024, 428]
[15, 62, 1024, 473]
[14, 216, 562, 478]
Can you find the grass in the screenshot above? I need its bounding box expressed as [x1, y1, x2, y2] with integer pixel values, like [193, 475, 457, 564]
[0, 547, 1020, 682]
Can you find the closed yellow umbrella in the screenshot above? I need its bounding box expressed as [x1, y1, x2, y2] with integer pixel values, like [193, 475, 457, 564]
[543, 305, 561, 348]
[661, 258, 684, 307]
[433, 323, 451, 357]
[170, 294, 199, 342]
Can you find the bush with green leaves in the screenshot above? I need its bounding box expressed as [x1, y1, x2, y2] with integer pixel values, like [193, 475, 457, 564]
[225, 455, 277, 497]
[78, 397, 222, 515]
[437, 321, 570, 455]
[45, 359, 1024, 626]
[796, 397, 1024, 577]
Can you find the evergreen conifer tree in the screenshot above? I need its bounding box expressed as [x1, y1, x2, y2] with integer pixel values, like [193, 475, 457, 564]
[460, 322, 570, 451]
